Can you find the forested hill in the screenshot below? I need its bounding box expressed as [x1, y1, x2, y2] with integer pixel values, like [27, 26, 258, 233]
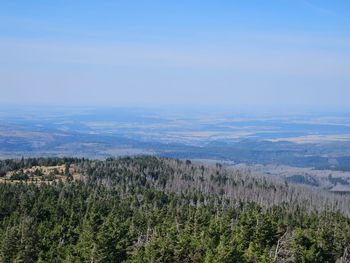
[1, 156, 350, 262]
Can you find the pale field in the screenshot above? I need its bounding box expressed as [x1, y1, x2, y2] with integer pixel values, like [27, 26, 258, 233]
[0, 129, 54, 140]
[268, 134, 350, 143]
[0, 164, 82, 185]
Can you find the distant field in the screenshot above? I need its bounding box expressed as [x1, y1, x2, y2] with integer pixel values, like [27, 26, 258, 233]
[1, 107, 350, 191]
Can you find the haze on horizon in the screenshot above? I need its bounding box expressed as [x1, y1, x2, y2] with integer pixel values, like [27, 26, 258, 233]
[1, 0, 350, 110]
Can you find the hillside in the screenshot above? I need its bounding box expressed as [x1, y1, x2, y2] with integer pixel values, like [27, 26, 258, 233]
[0, 156, 350, 262]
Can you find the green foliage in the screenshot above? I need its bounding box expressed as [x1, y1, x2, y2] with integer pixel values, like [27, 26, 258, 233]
[0, 157, 349, 262]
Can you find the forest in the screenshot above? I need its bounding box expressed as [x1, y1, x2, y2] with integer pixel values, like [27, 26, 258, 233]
[0, 156, 350, 263]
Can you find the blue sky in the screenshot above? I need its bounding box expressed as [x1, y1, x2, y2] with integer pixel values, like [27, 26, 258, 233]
[0, 0, 349, 109]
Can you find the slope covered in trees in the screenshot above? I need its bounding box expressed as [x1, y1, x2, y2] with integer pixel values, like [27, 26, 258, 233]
[0, 156, 350, 262]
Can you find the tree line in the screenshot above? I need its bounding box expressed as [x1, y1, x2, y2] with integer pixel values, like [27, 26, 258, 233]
[0, 156, 349, 262]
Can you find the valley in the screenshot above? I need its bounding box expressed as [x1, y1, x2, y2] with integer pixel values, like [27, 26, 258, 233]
[1, 107, 350, 192]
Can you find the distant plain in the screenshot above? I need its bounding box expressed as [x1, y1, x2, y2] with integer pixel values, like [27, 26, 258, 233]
[1, 106, 350, 192]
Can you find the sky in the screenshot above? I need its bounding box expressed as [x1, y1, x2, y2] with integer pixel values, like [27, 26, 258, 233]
[0, 0, 350, 110]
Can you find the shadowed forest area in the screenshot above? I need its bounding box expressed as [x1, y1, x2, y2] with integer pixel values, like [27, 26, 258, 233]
[0, 156, 349, 262]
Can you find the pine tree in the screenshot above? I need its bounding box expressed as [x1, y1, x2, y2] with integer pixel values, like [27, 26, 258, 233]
[0, 226, 19, 263]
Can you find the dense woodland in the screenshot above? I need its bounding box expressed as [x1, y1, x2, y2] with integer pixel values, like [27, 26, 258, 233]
[0, 156, 350, 262]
